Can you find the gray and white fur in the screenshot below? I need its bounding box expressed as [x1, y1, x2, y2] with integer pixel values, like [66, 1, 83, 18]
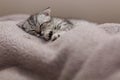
[17, 7, 73, 41]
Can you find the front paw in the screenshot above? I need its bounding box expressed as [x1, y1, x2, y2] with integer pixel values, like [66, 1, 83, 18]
[51, 34, 60, 41]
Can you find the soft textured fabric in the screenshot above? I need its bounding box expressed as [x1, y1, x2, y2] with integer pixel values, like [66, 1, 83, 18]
[0, 15, 120, 80]
[99, 23, 120, 34]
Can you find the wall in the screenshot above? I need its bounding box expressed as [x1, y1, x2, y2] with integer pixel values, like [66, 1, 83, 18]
[0, 0, 120, 23]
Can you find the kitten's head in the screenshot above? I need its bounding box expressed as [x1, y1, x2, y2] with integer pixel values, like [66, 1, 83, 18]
[17, 7, 73, 41]
[17, 7, 52, 37]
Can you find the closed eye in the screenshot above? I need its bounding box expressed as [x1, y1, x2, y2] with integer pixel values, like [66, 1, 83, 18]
[39, 20, 52, 29]
[30, 30, 36, 31]
[28, 30, 35, 33]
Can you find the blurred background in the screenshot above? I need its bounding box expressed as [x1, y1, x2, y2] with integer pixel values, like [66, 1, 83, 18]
[0, 0, 120, 23]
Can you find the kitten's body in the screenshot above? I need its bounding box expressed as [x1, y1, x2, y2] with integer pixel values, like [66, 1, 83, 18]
[17, 8, 73, 41]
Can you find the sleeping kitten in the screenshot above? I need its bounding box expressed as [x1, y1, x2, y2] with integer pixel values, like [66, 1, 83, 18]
[17, 7, 73, 41]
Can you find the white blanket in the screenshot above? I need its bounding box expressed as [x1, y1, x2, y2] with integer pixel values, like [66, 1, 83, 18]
[0, 15, 120, 80]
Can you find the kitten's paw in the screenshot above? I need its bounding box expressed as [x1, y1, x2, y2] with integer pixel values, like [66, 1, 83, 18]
[51, 34, 60, 41]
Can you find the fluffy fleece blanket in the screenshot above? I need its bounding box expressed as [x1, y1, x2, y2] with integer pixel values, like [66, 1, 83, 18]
[0, 15, 120, 80]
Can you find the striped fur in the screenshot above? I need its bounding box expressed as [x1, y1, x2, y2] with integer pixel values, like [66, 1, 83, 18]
[17, 8, 73, 41]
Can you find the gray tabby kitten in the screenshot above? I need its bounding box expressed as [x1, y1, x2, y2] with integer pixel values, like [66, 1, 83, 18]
[17, 7, 73, 41]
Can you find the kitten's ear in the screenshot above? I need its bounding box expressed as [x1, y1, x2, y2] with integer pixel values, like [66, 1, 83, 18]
[42, 7, 51, 16]
[17, 21, 25, 28]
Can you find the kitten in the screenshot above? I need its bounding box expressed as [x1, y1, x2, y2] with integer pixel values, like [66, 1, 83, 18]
[17, 7, 73, 41]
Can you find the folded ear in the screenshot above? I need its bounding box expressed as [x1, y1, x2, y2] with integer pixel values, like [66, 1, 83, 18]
[42, 7, 51, 16]
[16, 21, 25, 28]
[17, 22, 23, 28]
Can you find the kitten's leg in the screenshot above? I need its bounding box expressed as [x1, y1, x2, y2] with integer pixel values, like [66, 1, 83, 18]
[51, 31, 66, 41]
